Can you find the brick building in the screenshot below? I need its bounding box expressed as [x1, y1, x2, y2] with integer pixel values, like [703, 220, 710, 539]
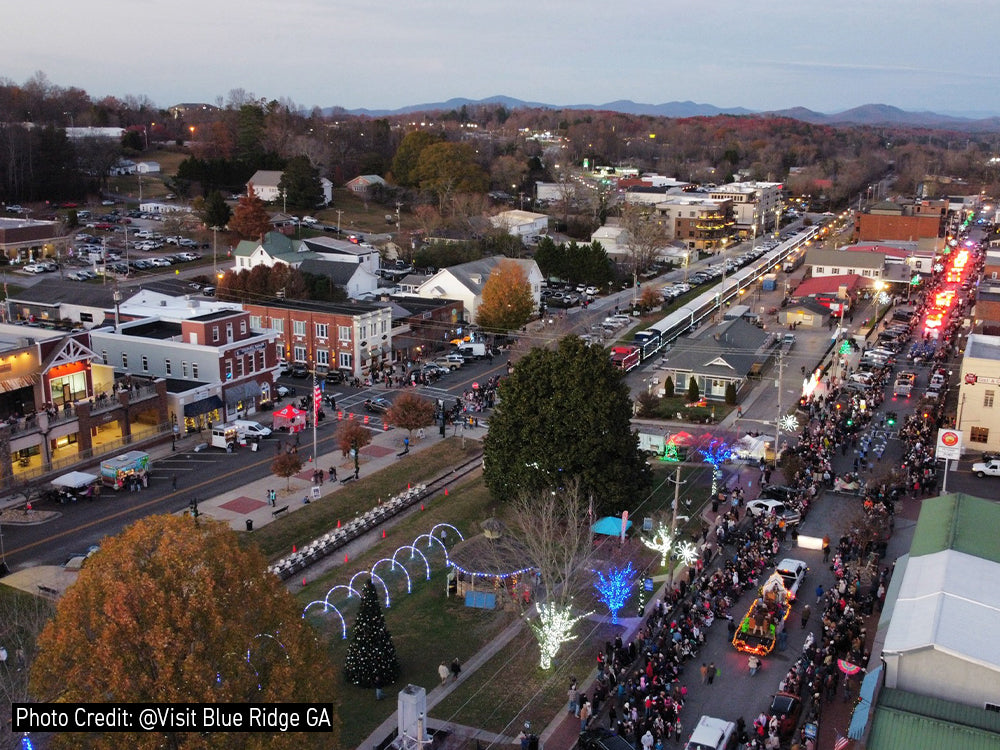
[853, 199, 947, 243]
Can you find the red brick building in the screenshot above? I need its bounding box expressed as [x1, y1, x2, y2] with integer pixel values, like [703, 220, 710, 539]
[853, 200, 947, 242]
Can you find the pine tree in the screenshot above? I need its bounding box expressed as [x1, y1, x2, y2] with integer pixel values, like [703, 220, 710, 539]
[687, 377, 700, 403]
[344, 580, 400, 688]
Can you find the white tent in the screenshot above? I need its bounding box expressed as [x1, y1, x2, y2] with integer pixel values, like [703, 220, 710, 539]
[733, 434, 772, 462]
[51, 471, 99, 489]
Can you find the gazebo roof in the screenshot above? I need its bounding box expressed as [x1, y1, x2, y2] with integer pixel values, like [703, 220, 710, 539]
[448, 533, 534, 578]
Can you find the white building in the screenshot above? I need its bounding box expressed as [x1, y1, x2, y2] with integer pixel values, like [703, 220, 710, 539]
[708, 181, 783, 237]
[248, 169, 333, 206]
[409, 257, 543, 324]
[490, 210, 549, 240]
[956, 333, 1000, 454]
[138, 201, 191, 214]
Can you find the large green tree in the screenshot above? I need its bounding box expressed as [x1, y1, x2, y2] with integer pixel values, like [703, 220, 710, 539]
[483, 336, 650, 514]
[201, 189, 232, 230]
[279, 155, 324, 210]
[412, 141, 489, 212]
[344, 580, 400, 688]
[389, 130, 440, 187]
[30, 514, 340, 750]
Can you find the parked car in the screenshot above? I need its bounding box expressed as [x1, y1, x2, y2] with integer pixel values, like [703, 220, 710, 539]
[290, 364, 310, 378]
[683, 715, 737, 750]
[435, 354, 465, 371]
[766, 692, 802, 738]
[364, 397, 392, 414]
[275, 385, 293, 398]
[746, 498, 801, 525]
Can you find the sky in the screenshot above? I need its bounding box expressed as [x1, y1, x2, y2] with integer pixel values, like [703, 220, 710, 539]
[6, 0, 1000, 117]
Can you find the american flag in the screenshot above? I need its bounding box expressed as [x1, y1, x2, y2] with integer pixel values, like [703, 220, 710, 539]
[313, 380, 322, 421]
[834, 734, 849, 750]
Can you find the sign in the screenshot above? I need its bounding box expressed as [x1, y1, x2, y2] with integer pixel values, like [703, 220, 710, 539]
[936, 429, 963, 461]
[234, 341, 267, 358]
[620, 511, 629, 543]
[643, 577, 654, 592]
[965, 373, 1000, 386]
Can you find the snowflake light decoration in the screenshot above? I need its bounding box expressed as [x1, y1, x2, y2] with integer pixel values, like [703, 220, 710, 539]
[778, 414, 800, 433]
[674, 541, 700, 568]
[876, 291, 891, 306]
[528, 602, 591, 669]
[594, 562, 636, 624]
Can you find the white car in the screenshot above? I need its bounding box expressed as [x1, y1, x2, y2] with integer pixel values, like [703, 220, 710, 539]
[746, 498, 801, 525]
[148, 258, 172, 267]
[22, 263, 46, 274]
[774, 558, 808, 600]
[972, 459, 1000, 478]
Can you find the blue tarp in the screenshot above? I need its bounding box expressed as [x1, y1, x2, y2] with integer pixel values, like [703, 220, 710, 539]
[591, 516, 633, 536]
[848, 664, 882, 739]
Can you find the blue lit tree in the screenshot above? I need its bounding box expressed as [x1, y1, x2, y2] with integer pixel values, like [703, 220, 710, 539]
[698, 437, 735, 498]
[594, 562, 636, 624]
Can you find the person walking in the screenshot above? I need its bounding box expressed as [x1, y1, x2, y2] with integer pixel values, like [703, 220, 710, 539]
[822, 535, 831, 563]
[801, 604, 812, 628]
[700, 663, 709, 684]
[171, 474, 177, 491]
[707, 661, 717, 684]
[748, 655, 760, 677]
[579, 701, 591, 732]
[568, 680, 580, 716]
[438, 663, 449, 685]
[330, 465, 337, 481]
[449, 657, 461, 682]
[815, 584, 824, 604]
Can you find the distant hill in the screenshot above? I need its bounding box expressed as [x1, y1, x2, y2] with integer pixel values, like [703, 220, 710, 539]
[325, 96, 1000, 132]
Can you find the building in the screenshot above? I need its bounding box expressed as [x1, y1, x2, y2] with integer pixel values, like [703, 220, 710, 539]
[138, 201, 191, 214]
[973, 283, 1000, 337]
[407, 257, 543, 325]
[708, 181, 783, 238]
[657, 318, 774, 402]
[790, 274, 867, 314]
[489, 210, 549, 240]
[0, 325, 170, 486]
[301, 236, 380, 276]
[381, 295, 465, 362]
[653, 195, 735, 252]
[248, 170, 333, 205]
[233, 232, 318, 271]
[777, 298, 833, 330]
[590, 224, 630, 257]
[136, 161, 161, 174]
[241, 299, 393, 378]
[90, 308, 280, 434]
[805, 248, 887, 281]
[345, 174, 387, 197]
[297, 259, 379, 300]
[853, 199, 947, 243]
[956, 333, 1000, 453]
[0, 217, 68, 264]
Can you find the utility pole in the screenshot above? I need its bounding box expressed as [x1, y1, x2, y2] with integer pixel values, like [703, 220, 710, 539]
[670, 464, 682, 537]
[336, 210, 343, 235]
[773, 350, 785, 466]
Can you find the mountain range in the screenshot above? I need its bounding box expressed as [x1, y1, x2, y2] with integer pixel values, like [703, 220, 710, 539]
[327, 96, 1000, 132]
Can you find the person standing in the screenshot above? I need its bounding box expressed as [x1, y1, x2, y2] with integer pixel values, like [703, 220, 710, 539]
[801, 604, 812, 628]
[700, 663, 709, 684]
[822, 535, 831, 563]
[748, 655, 760, 676]
[568, 680, 580, 715]
[450, 657, 461, 682]
[579, 701, 591, 732]
[707, 661, 717, 684]
[438, 663, 449, 685]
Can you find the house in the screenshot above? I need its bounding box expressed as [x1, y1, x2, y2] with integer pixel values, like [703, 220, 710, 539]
[135, 161, 161, 174]
[777, 298, 832, 330]
[657, 318, 774, 401]
[956, 333, 1000, 453]
[408, 257, 543, 324]
[490, 210, 549, 240]
[805, 248, 887, 281]
[241, 299, 393, 378]
[590, 224, 630, 257]
[859, 494, 1000, 749]
[297, 259, 379, 300]
[789, 274, 866, 314]
[345, 174, 387, 197]
[232, 232, 319, 272]
[301, 236, 380, 275]
[248, 171, 284, 203]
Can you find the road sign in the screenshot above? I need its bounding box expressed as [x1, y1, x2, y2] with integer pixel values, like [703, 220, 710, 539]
[935, 429, 962, 461]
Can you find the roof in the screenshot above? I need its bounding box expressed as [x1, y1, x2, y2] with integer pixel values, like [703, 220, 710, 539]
[964, 333, 1000, 362]
[792, 274, 867, 297]
[661, 318, 772, 378]
[908, 493, 1000, 563]
[783, 298, 832, 316]
[807, 247, 886, 269]
[301, 236, 376, 257]
[247, 297, 385, 316]
[297, 259, 363, 285]
[431, 257, 540, 296]
[845, 244, 911, 259]
[866, 688, 1000, 750]
[345, 174, 386, 187]
[8, 281, 118, 308]
[248, 170, 283, 188]
[491, 209, 548, 224]
[233, 232, 317, 263]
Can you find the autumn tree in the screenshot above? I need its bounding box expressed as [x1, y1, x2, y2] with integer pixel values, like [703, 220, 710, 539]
[385, 392, 435, 441]
[336, 419, 373, 478]
[390, 130, 441, 187]
[30, 515, 340, 750]
[620, 201, 667, 275]
[638, 285, 663, 312]
[229, 186, 272, 240]
[476, 259, 534, 332]
[343, 580, 400, 688]
[412, 142, 489, 213]
[272, 450, 303, 491]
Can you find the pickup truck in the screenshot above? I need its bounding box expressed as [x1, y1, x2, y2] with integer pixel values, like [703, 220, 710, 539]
[435, 354, 464, 371]
[972, 459, 1000, 478]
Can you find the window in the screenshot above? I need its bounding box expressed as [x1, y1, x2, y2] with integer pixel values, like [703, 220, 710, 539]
[141, 355, 149, 372]
[831, 267, 840, 275]
[226, 322, 233, 341]
[815, 267, 825, 274]
[315, 323, 329, 339]
[182, 361, 188, 377]
[293, 345, 307, 362]
[986, 390, 995, 408]
[237, 357, 245, 378]
[257, 351, 265, 371]
[165, 359, 172, 375]
[381, 320, 388, 333]
[970, 426, 989, 443]
[101, 350, 108, 365]
[339, 352, 353, 370]
[339, 325, 351, 342]
[275, 344, 283, 362]
[121, 352, 128, 368]
[370, 323, 377, 337]
[212, 326, 219, 343]
[192, 362, 199, 379]
[271, 318, 284, 334]
[225, 360, 233, 380]
[240, 320, 247, 335]
[249, 315, 262, 329]
[293, 320, 306, 336]
[316, 349, 329, 366]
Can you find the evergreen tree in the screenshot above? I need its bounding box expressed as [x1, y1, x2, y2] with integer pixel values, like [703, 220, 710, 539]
[202, 189, 233, 230]
[687, 378, 700, 402]
[724, 382, 737, 405]
[663, 376, 674, 397]
[344, 580, 400, 688]
[279, 155, 324, 210]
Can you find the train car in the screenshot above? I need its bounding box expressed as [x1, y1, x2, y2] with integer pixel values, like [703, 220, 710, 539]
[610, 345, 641, 372]
[631, 329, 663, 359]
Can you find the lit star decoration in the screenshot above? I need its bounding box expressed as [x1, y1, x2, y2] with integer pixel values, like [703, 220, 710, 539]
[529, 602, 591, 670]
[778, 414, 800, 434]
[642, 522, 678, 568]
[594, 562, 636, 624]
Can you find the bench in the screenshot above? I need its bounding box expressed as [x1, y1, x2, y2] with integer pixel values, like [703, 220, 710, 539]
[37, 585, 59, 596]
[272, 505, 289, 518]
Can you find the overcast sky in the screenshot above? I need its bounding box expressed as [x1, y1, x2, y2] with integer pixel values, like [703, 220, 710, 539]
[7, 0, 1000, 117]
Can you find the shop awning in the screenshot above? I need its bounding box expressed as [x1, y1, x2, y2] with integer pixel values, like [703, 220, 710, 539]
[183, 395, 223, 418]
[0, 375, 37, 393]
[224, 381, 262, 407]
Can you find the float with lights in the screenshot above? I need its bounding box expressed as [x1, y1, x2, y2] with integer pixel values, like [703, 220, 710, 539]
[732, 570, 793, 656]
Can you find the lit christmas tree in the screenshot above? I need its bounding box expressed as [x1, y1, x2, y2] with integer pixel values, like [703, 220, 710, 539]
[594, 562, 636, 624]
[344, 580, 400, 688]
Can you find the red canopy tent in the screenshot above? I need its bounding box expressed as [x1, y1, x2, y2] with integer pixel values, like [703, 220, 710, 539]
[272, 404, 306, 433]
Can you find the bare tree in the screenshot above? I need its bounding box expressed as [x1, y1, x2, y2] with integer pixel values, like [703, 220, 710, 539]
[0, 589, 55, 750]
[619, 201, 668, 275]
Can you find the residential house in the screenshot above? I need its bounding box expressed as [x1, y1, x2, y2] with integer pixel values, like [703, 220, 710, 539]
[345, 174, 387, 197]
[241, 299, 393, 378]
[776, 298, 833, 330]
[805, 248, 887, 281]
[657, 318, 774, 402]
[490, 210, 549, 240]
[232, 232, 319, 272]
[301, 236, 380, 275]
[297, 259, 379, 300]
[136, 161, 161, 174]
[956, 333, 1000, 453]
[249, 170, 333, 205]
[407, 257, 543, 324]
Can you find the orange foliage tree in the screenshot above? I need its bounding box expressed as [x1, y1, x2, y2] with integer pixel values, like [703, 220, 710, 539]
[30, 515, 340, 750]
[229, 186, 273, 240]
[386, 392, 436, 441]
[476, 259, 534, 332]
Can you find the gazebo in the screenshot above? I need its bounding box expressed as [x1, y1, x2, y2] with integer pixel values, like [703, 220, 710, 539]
[446, 518, 536, 611]
[272, 404, 306, 432]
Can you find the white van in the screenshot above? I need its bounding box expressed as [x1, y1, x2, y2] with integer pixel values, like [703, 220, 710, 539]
[457, 342, 487, 360]
[234, 420, 271, 438]
[684, 715, 737, 750]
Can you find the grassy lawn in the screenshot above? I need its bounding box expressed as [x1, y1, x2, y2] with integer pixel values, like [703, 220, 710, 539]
[248, 437, 483, 561]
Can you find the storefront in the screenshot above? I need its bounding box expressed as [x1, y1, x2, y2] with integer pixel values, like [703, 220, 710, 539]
[183, 394, 223, 434]
[47, 360, 89, 406]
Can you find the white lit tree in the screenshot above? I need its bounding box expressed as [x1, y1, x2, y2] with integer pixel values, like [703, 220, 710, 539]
[528, 601, 591, 670]
[642, 521, 677, 568]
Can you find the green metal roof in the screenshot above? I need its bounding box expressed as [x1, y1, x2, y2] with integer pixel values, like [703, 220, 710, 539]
[867, 689, 1000, 750]
[908, 494, 1000, 564]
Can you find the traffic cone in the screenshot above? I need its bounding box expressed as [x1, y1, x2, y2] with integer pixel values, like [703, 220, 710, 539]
[382, 529, 386, 538]
[364, 415, 370, 425]
[421, 503, 425, 511]
[337, 519, 341, 528]
[383, 422, 389, 431]
[292, 544, 297, 553]
[349, 412, 355, 420]
[344, 553, 349, 563]
[338, 411, 343, 420]
[444, 487, 449, 496]
[302, 577, 307, 586]
[408, 482, 412, 489]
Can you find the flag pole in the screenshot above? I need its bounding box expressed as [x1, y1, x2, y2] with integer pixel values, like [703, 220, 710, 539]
[312, 374, 319, 466]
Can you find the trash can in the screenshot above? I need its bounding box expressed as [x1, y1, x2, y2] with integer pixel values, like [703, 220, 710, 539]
[245, 519, 253, 532]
